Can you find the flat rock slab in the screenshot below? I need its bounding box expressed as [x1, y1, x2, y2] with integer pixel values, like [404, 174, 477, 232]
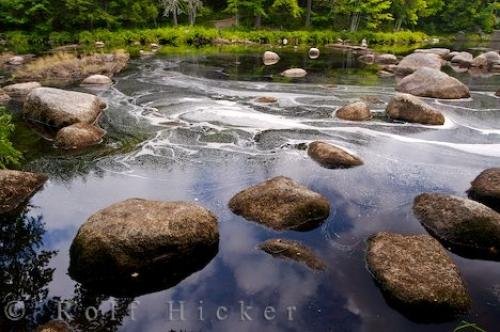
[24, 87, 105, 128]
[3, 82, 41, 99]
[396, 67, 470, 99]
[259, 238, 326, 270]
[367, 232, 471, 319]
[308, 141, 363, 169]
[414, 193, 500, 260]
[229, 176, 330, 231]
[69, 198, 219, 296]
[467, 168, 500, 212]
[0, 170, 48, 214]
[55, 123, 106, 150]
[386, 93, 444, 125]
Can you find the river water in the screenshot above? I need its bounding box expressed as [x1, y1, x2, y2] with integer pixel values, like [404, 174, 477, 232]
[3, 47, 500, 331]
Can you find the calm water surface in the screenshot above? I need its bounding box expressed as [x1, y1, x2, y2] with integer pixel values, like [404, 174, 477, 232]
[3, 48, 500, 331]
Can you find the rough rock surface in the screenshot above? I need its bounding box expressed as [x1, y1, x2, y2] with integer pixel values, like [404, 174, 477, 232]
[259, 238, 326, 270]
[386, 93, 444, 125]
[467, 168, 500, 212]
[3, 82, 41, 99]
[396, 67, 470, 99]
[395, 53, 442, 75]
[0, 170, 48, 214]
[367, 232, 471, 318]
[281, 68, 307, 78]
[0, 88, 11, 105]
[308, 141, 363, 169]
[55, 123, 106, 150]
[81, 74, 112, 85]
[255, 96, 278, 103]
[228, 176, 330, 231]
[413, 193, 500, 260]
[69, 198, 219, 295]
[36, 320, 71, 332]
[336, 101, 372, 121]
[24, 87, 105, 128]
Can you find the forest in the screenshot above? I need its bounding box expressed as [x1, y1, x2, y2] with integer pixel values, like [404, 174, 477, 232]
[0, 0, 498, 35]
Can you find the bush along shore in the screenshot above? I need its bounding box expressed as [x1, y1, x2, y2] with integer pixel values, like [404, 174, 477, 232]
[0, 28, 439, 54]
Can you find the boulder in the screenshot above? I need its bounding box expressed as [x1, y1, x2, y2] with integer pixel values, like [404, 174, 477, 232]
[0, 170, 48, 214]
[55, 123, 106, 150]
[308, 141, 363, 169]
[375, 53, 398, 65]
[255, 96, 278, 104]
[395, 53, 442, 75]
[24, 87, 106, 128]
[367, 232, 471, 318]
[95, 41, 105, 48]
[81, 74, 112, 85]
[336, 101, 372, 121]
[450, 52, 473, 66]
[386, 93, 444, 125]
[413, 193, 500, 260]
[36, 320, 71, 332]
[396, 67, 470, 99]
[281, 68, 307, 78]
[228, 176, 330, 231]
[467, 168, 500, 212]
[496, 89, 500, 97]
[414, 48, 451, 59]
[470, 51, 500, 68]
[3, 82, 41, 99]
[0, 88, 10, 105]
[69, 198, 219, 296]
[8, 55, 25, 66]
[259, 238, 326, 270]
[309, 47, 320, 59]
[358, 53, 375, 64]
[377, 70, 394, 78]
[263, 51, 280, 65]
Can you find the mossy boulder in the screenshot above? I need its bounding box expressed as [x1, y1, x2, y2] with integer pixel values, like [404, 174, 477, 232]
[229, 176, 330, 231]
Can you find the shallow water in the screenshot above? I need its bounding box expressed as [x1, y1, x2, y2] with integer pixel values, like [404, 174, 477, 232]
[2, 48, 500, 331]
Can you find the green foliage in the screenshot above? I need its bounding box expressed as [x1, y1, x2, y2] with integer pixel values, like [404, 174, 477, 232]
[0, 107, 23, 169]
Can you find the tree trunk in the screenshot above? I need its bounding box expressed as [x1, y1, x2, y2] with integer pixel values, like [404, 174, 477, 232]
[255, 15, 261, 28]
[395, 17, 403, 31]
[305, 0, 312, 28]
[173, 9, 178, 26]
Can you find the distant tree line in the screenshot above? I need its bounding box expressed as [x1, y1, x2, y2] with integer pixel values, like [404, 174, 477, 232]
[0, 0, 498, 33]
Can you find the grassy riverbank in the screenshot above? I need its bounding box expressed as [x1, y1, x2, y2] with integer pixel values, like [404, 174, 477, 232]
[1, 27, 440, 54]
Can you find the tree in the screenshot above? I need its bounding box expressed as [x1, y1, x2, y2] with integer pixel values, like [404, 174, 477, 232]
[225, 0, 266, 27]
[305, 0, 312, 27]
[185, 0, 203, 25]
[161, 0, 184, 25]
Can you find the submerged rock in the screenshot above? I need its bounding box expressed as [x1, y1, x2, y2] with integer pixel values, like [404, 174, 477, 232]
[228, 176, 330, 231]
[0, 170, 48, 214]
[413, 193, 500, 260]
[3, 82, 41, 99]
[396, 67, 470, 99]
[69, 198, 219, 296]
[263, 51, 280, 65]
[259, 238, 326, 270]
[336, 101, 372, 121]
[281, 68, 307, 78]
[55, 123, 106, 150]
[308, 141, 363, 169]
[386, 93, 444, 125]
[255, 96, 278, 104]
[24, 87, 106, 128]
[467, 168, 500, 212]
[366, 232, 471, 319]
[395, 53, 442, 75]
[81, 74, 112, 85]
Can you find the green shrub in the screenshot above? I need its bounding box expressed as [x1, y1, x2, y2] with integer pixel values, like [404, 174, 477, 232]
[0, 107, 22, 168]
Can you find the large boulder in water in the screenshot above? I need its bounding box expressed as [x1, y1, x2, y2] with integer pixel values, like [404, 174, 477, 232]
[366, 232, 470, 319]
[24, 87, 106, 128]
[3, 82, 41, 100]
[450, 52, 473, 67]
[229, 176, 330, 231]
[335, 101, 372, 121]
[259, 238, 326, 270]
[395, 53, 442, 75]
[308, 141, 363, 169]
[470, 51, 500, 68]
[467, 168, 500, 212]
[263, 51, 280, 65]
[0, 170, 48, 214]
[396, 67, 470, 99]
[386, 93, 444, 125]
[413, 193, 500, 260]
[69, 198, 219, 296]
[55, 123, 106, 150]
